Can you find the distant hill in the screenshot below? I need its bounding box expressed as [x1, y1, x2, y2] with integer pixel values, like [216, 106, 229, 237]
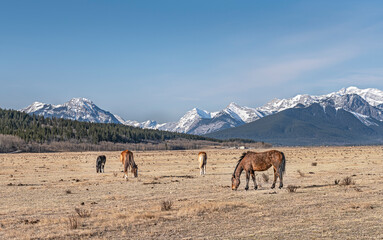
[206, 103, 383, 146]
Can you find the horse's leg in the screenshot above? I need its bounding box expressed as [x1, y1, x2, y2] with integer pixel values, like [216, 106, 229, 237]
[279, 167, 283, 189]
[200, 167, 202, 175]
[245, 171, 250, 191]
[251, 170, 257, 190]
[271, 168, 277, 189]
[204, 164, 206, 175]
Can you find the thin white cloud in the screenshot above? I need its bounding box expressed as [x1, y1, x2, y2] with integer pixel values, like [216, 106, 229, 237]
[244, 46, 359, 87]
[325, 69, 383, 86]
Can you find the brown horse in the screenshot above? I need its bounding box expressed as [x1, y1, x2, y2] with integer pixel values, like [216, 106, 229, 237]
[120, 150, 138, 179]
[198, 152, 207, 175]
[231, 150, 286, 190]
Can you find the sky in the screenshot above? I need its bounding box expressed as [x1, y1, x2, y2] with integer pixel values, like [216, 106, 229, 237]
[1, 1, 383, 122]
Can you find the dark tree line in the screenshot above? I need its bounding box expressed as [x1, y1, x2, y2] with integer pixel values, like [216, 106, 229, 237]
[0, 108, 214, 144]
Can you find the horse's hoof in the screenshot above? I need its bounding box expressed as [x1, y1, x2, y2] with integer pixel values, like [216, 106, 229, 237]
[271, 185, 275, 189]
[245, 187, 249, 191]
[254, 187, 258, 190]
[279, 185, 283, 189]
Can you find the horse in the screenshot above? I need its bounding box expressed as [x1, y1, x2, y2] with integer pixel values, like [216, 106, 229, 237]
[96, 155, 106, 173]
[120, 150, 138, 179]
[231, 150, 286, 191]
[198, 152, 207, 175]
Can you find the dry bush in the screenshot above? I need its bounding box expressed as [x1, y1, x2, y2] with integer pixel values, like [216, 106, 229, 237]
[65, 190, 72, 194]
[75, 208, 90, 218]
[286, 185, 299, 193]
[0, 134, 25, 153]
[68, 215, 78, 229]
[297, 170, 305, 177]
[340, 176, 355, 186]
[334, 179, 340, 185]
[311, 162, 318, 166]
[161, 200, 173, 211]
[262, 173, 269, 183]
[113, 171, 118, 177]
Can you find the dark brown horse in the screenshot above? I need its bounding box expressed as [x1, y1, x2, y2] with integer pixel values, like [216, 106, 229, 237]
[231, 150, 286, 190]
[120, 150, 138, 179]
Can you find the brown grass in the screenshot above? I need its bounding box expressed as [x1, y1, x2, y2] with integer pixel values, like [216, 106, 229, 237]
[262, 173, 269, 183]
[297, 169, 305, 177]
[0, 146, 382, 239]
[67, 215, 78, 230]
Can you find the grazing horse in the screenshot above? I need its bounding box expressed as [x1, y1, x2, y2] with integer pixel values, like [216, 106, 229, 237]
[96, 155, 106, 173]
[198, 152, 207, 175]
[120, 150, 138, 179]
[231, 150, 286, 191]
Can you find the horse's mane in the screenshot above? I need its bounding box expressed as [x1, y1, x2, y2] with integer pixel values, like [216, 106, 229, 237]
[232, 152, 247, 177]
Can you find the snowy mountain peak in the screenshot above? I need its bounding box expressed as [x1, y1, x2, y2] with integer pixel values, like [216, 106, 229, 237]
[63, 98, 95, 109]
[189, 108, 212, 119]
[330, 86, 383, 107]
[21, 98, 121, 124]
[21, 101, 51, 113]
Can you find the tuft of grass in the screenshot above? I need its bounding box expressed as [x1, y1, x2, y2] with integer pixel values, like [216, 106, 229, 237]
[262, 173, 269, 183]
[65, 190, 72, 194]
[68, 215, 78, 229]
[75, 208, 90, 218]
[113, 172, 118, 177]
[286, 185, 299, 193]
[297, 170, 305, 177]
[340, 176, 355, 186]
[334, 179, 340, 185]
[311, 162, 318, 166]
[161, 200, 173, 211]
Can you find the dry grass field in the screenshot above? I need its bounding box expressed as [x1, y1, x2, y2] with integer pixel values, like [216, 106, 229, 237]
[0, 146, 382, 239]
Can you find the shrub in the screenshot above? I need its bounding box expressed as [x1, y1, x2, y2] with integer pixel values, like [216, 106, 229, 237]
[311, 162, 317, 166]
[75, 208, 90, 218]
[161, 200, 173, 211]
[340, 176, 355, 186]
[286, 185, 298, 193]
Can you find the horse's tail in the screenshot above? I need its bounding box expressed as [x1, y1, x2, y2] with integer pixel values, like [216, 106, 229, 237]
[198, 153, 205, 168]
[129, 152, 134, 166]
[279, 152, 286, 176]
[120, 152, 125, 164]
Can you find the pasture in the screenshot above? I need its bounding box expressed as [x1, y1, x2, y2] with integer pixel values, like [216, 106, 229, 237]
[0, 146, 382, 239]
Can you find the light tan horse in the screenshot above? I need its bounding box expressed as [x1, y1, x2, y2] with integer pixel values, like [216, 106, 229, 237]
[120, 150, 138, 179]
[198, 152, 207, 175]
[231, 150, 286, 190]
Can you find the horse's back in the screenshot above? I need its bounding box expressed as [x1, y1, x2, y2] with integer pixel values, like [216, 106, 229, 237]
[120, 150, 132, 164]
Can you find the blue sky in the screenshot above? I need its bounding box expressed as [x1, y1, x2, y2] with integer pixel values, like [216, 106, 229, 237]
[1, 1, 383, 122]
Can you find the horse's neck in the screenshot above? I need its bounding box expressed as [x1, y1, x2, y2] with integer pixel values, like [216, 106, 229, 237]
[234, 165, 243, 178]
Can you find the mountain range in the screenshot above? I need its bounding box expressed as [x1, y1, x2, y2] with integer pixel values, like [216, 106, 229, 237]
[20, 86, 383, 145]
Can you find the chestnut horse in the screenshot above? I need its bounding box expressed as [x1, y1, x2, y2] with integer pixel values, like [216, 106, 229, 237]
[120, 150, 138, 179]
[231, 150, 286, 190]
[198, 152, 207, 175]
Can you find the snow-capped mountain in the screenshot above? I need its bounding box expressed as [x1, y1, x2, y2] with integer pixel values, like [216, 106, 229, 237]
[20, 87, 383, 137]
[21, 98, 123, 124]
